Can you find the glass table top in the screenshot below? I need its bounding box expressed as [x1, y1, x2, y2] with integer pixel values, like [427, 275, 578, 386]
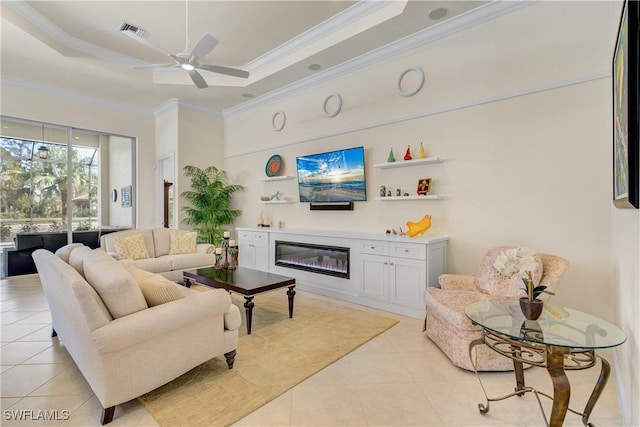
[464, 299, 627, 349]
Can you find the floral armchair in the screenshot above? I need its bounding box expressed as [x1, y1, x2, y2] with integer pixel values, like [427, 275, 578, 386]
[423, 246, 569, 371]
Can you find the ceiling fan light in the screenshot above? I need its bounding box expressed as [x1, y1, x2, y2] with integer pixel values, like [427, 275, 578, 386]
[181, 63, 195, 71]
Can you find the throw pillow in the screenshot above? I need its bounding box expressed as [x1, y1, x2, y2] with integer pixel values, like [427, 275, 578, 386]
[83, 249, 148, 318]
[114, 233, 150, 260]
[126, 266, 185, 306]
[169, 230, 197, 255]
[54, 243, 85, 263]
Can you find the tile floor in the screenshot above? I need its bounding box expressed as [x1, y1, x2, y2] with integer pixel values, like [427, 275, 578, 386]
[1, 274, 624, 426]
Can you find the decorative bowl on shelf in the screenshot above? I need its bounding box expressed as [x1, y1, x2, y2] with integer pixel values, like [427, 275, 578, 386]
[260, 196, 271, 201]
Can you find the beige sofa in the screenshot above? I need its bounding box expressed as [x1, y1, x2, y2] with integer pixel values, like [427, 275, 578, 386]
[100, 228, 216, 281]
[33, 246, 241, 424]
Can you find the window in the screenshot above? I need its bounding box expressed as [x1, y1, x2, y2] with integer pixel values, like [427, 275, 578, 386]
[0, 116, 135, 249]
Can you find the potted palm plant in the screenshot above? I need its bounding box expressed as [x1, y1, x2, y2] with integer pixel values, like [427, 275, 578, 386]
[180, 165, 243, 245]
[493, 247, 554, 320]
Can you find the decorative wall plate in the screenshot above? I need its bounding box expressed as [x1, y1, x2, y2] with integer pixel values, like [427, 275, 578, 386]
[265, 154, 283, 177]
[323, 93, 342, 118]
[272, 111, 286, 132]
[397, 66, 425, 97]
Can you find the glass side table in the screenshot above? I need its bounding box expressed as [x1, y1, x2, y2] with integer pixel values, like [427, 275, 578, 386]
[465, 299, 626, 427]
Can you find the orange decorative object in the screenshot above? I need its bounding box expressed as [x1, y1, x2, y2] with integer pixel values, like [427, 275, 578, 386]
[405, 214, 431, 237]
[403, 145, 412, 160]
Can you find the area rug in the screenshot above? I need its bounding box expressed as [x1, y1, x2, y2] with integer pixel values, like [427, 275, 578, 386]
[138, 289, 398, 426]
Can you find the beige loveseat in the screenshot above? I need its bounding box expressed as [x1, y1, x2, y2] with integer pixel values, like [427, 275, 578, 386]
[33, 246, 241, 424]
[100, 228, 215, 281]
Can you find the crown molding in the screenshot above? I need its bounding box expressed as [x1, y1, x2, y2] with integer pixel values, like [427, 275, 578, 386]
[244, 1, 406, 72]
[223, 0, 535, 117]
[1, 77, 153, 116]
[3, 1, 144, 67]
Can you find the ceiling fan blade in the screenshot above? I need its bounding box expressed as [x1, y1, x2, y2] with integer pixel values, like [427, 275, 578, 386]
[121, 31, 173, 58]
[197, 64, 250, 79]
[191, 34, 219, 60]
[188, 69, 208, 89]
[133, 63, 178, 69]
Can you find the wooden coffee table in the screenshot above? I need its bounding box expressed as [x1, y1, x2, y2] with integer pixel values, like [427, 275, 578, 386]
[183, 267, 296, 335]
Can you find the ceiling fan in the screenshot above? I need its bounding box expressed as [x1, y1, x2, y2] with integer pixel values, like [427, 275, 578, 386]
[120, 1, 249, 89]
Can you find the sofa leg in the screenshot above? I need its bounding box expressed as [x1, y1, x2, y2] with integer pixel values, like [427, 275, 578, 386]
[51, 327, 57, 338]
[224, 350, 237, 369]
[101, 406, 115, 425]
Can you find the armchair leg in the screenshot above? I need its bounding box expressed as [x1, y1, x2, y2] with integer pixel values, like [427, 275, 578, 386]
[51, 327, 57, 338]
[224, 350, 237, 369]
[101, 406, 115, 425]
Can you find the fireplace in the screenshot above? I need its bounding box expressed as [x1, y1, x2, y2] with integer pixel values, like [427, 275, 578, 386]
[275, 240, 349, 279]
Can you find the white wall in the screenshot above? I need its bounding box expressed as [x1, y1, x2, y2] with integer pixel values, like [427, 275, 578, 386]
[176, 106, 225, 228]
[612, 208, 640, 426]
[226, 1, 618, 318]
[0, 84, 156, 229]
[107, 136, 133, 227]
[154, 101, 225, 228]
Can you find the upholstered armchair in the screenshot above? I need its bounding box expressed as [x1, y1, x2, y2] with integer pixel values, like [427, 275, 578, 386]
[424, 246, 569, 371]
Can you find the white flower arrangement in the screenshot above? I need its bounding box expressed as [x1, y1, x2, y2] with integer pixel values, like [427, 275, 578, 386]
[493, 247, 553, 301]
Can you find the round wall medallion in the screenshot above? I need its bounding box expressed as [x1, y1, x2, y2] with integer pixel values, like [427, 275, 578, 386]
[396, 66, 425, 97]
[272, 111, 286, 132]
[323, 93, 342, 118]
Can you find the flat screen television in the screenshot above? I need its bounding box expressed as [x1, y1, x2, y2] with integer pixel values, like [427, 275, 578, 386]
[296, 146, 366, 203]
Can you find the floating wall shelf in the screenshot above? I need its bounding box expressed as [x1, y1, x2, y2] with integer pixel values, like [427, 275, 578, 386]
[258, 175, 295, 182]
[258, 199, 294, 204]
[374, 195, 443, 201]
[373, 156, 442, 169]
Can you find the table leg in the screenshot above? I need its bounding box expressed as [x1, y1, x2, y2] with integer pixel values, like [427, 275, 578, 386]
[244, 296, 255, 335]
[547, 346, 571, 427]
[184, 277, 192, 288]
[511, 345, 526, 396]
[581, 355, 610, 426]
[287, 286, 296, 318]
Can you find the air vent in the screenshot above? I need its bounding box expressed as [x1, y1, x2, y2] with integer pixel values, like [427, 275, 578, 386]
[120, 23, 145, 37]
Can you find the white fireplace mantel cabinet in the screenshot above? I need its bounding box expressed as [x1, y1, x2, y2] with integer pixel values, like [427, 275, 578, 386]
[235, 227, 447, 318]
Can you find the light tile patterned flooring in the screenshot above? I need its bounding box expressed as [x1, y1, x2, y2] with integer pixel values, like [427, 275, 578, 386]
[1, 274, 623, 426]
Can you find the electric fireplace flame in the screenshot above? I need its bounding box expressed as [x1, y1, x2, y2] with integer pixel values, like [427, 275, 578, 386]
[275, 240, 349, 279]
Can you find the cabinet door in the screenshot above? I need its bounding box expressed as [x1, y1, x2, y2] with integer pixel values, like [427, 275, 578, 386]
[254, 244, 269, 271]
[239, 243, 255, 268]
[389, 257, 425, 309]
[360, 254, 388, 301]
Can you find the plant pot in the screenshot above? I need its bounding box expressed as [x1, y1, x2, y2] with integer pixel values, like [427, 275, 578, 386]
[519, 297, 544, 320]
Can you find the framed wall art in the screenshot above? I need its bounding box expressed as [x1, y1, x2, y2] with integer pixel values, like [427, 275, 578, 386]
[417, 178, 431, 195]
[612, 0, 639, 208]
[121, 185, 132, 208]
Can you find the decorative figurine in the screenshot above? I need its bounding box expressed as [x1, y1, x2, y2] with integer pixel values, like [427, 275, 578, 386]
[396, 188, 402, 197]
[380, 185, 386, 197]
[403, 145, 412, 161]
[387, 190, 392, 197]
[270, 191, 281, 201]
[417, 143, 427, 159]
[405, 214, 432, 237]
[387, 148, 396, 162]
[403, 192, 410, 196]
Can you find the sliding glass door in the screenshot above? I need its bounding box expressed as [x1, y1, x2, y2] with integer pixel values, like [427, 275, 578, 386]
[0, 116, 135, 255]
